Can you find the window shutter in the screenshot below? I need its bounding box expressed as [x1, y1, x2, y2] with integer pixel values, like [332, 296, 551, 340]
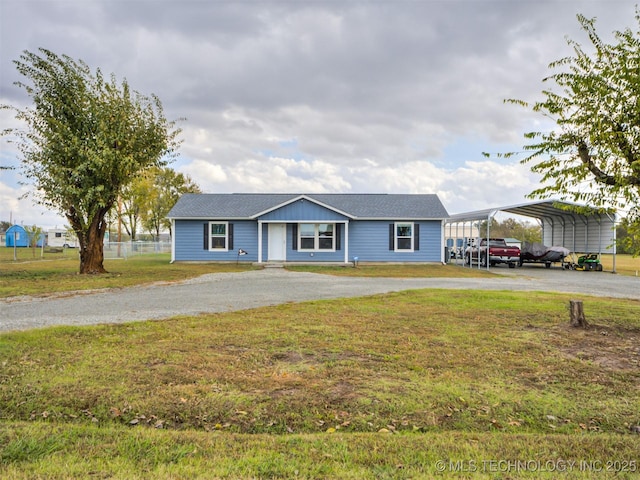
[335, 224, 341, 251]
[414, 223, 420, 251]
[389, 224, 394, 250]
[292, 224, 298, 251]
[228, 223, 234, 250]
[203, 223, 209, 250]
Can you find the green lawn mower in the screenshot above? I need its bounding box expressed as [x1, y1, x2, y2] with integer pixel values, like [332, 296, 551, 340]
[567, 253, 603, 271]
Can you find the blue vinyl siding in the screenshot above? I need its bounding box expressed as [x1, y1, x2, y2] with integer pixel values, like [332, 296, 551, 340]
[173, 220, 258, 262]
[259, 199, 349, 222]
[349, 220, 442, 262]
[173, 219, 442, 263]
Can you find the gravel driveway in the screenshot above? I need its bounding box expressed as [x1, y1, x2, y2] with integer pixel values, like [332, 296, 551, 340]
[1, 266, 639, 332]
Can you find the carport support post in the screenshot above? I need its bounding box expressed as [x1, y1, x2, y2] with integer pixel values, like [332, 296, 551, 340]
[486, 214, 491, 271]
[569, 300, 588, 328]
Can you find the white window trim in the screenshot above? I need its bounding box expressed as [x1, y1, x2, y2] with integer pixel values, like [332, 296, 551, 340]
[209, 221, 229, 252]
[394, 221, 414, 252]
[298, 223, 336, 252]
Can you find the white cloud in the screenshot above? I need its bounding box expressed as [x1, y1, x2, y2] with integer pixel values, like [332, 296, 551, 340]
[0, 182, 67, 229]
[0, 0, 635, 227]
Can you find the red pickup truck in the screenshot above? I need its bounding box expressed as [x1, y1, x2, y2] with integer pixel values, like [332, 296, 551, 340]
[464, 238, 520, 268]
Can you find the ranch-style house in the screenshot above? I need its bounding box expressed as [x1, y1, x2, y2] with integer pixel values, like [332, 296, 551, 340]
[167, 193, 449, 264]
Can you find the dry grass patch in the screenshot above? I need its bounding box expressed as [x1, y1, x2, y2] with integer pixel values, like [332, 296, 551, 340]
[599, 254, 640, 276]
[551, 319, 640, 372]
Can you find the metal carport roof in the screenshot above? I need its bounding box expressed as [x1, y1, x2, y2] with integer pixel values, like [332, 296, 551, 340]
[445, 200, 618, 272]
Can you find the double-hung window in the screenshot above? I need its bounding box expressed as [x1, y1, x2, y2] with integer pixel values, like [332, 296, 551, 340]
[395, 222, 413, 251]
[298, 223, 335, 251]
[209, 221, 228, 251]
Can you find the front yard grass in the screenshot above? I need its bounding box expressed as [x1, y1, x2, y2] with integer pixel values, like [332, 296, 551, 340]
[285, 262, 494, 278]
[0, 250, 257, 298]
[2, 288, 639, 478]
[0, 249, 492, 299]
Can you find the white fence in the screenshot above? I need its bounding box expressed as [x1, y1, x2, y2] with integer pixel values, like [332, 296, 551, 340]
[103, 241, 171, 259]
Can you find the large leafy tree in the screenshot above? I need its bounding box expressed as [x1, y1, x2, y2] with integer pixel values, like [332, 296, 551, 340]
[509, 11, 640, 255]
[2, 49, 181, 273]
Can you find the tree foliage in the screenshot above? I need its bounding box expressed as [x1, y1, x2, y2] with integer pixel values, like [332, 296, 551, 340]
[143, 167, 201, 238]
[118, 167, 200, 240]
[119, 176, 148, 241]
[2, 49, 181, 273]
[508, 11, 640, 254]
[478, 217, 542, 244]
[617, 217, 640, 255]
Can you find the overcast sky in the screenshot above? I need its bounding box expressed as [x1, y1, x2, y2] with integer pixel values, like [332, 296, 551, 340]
[0, 0, 635, 229]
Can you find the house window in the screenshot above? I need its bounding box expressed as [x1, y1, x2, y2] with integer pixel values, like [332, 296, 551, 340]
[209, 222, 228, 251]
[395, 222, 413, 251]
[298, 223, 335, 251]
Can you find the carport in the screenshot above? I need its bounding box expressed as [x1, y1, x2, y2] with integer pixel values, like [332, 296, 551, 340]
[445, 200, 618, 272]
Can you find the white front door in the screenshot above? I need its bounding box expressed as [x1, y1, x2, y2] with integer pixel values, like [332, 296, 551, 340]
[268, 223, 287, 261]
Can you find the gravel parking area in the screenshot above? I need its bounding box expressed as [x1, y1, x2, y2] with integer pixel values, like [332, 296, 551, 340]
[1, 266, 639, 332]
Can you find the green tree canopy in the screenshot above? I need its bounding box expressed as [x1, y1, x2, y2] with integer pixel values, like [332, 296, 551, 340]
[478, 217, 541, 244]
[142, 167, 201, 238]
[118, 167, 200, 240]
[2, 49, 181, 273]
[508, 11, 640, 254]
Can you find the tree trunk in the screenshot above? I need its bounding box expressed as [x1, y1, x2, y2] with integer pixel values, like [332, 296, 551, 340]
[79, 234, 107, 274]
[70, 207, 110, 274]
[569, 300, 588, 328]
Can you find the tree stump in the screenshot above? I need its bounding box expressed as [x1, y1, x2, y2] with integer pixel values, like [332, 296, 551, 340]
[569, 300, 588, 328]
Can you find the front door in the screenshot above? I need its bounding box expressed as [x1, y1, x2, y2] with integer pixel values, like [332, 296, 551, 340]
[268, 223, 287, 261]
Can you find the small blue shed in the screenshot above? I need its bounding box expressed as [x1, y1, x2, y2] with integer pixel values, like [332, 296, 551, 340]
[5, 225, 28, 247]
[5, 225, 44, 247]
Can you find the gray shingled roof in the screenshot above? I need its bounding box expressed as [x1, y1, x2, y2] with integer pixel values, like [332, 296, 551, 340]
[168, 193, 449, 220]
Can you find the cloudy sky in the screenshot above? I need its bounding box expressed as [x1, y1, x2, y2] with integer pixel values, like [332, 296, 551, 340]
[0, 0, 635, 229]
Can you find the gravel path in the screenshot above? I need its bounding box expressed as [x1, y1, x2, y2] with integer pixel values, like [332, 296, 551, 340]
[1, 266, 639, 332]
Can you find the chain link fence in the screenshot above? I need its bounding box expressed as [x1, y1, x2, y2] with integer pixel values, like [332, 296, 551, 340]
[103, 241, 171, 259]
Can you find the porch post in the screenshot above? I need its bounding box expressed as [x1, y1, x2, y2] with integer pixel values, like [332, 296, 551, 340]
[258, 220, 263, 263]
